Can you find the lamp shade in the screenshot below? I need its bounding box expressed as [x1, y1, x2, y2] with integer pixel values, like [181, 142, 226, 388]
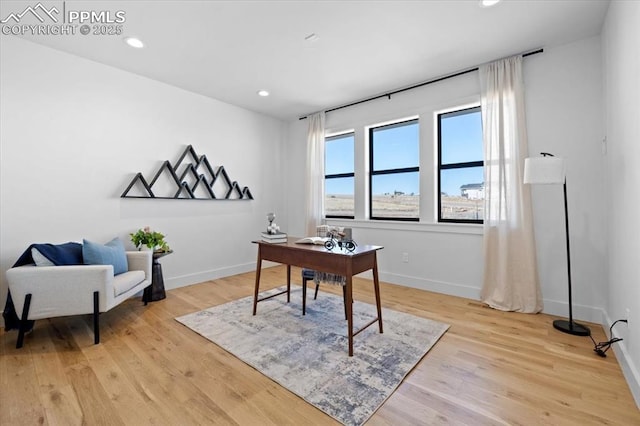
[524, 156, 566, 185]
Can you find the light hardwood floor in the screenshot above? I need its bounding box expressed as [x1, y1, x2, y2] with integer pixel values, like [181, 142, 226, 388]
[1, 265, 638, 425]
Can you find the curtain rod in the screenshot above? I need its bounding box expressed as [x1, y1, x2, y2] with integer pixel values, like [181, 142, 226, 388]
[298, 48, 544, 120]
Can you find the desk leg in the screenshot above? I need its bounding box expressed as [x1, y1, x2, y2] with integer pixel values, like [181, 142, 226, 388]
[346, 275, 354, 356]
[373, 252, 383, 334]
[302, 274, 307, 315]
[253, 247, 262, 315]
[286, 264, 291, 303]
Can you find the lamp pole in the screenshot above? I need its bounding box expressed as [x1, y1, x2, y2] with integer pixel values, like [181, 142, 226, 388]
[552, 178, 590, 336]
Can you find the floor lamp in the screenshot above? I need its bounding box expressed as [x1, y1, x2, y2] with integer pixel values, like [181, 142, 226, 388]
[524, 153, 591, 336]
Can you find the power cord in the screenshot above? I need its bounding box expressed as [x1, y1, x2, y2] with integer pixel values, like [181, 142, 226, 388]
[590, 319, 627, 357]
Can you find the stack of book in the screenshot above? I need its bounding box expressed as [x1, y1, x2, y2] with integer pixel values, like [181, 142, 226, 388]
[261, 232, 287, 243]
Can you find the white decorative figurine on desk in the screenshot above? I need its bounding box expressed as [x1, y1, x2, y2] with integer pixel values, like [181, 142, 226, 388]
[266, 212, 280, 234]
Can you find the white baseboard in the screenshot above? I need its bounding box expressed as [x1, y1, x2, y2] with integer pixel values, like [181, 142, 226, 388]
[164, 262, 256, 290]
[541, 298, 604, 324]
[377, 271, 604, 323]
[164, 265, 602, 326]
[602, 311, 640, 408]
[377, 271, 481, 300]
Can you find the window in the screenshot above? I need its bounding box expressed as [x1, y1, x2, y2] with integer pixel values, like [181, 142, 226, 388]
[325, 132, 355, 218]
[369, 119, 419, 220]
[438, 106, 484, 223]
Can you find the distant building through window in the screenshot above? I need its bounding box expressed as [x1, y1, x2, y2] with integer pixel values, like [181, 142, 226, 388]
[460, 182, 484, 200]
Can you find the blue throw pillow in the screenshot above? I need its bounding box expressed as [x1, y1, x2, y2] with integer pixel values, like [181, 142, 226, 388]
[82, 238, 128, 275]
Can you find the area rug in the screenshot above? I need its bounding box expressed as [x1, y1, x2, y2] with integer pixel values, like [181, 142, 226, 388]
[176, 286, 449, 426]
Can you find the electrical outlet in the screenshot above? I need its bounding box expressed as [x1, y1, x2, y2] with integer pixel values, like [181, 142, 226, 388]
[402, 252, 409, 263]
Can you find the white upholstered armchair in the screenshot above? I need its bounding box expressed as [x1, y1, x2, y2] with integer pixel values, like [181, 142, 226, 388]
[6, 250, 152, 348]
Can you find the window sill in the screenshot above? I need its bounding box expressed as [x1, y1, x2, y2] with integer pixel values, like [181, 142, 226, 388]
[325, 218, 483, 235]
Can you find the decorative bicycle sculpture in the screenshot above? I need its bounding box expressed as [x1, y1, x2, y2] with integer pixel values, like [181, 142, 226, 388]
[324, 230, 357, 252]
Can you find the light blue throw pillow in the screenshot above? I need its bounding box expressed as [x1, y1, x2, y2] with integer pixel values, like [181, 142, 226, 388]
[83, 237, 128, 275]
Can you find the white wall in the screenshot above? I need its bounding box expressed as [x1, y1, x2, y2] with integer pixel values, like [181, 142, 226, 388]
[526, 37, 607, 322]
[286, 37, 607, 322]
[602, 0, 640, 406]
[0, 37, 287, 324]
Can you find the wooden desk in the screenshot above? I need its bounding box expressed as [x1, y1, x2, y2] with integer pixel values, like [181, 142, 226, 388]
[252, 238, 384, 356]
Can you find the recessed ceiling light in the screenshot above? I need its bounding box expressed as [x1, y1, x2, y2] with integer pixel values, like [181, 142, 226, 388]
[257, 90, 270, 97]
[305, 33, 320, 42]
[479, 0, 501, 7]
[124, 37, 144, 48]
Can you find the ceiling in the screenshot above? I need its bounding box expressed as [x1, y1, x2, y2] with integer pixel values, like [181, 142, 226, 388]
[2, 0, 610, 121]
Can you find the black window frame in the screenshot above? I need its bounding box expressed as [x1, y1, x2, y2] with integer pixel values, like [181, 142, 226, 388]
[369, 118, 420, 222]
[437, 106, 484, 224]
[324, 132, 355, 219]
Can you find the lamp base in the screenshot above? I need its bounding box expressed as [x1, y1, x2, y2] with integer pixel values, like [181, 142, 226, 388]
[553, 319, 591, 336]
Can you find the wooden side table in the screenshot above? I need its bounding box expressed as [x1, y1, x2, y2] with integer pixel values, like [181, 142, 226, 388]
[143, 250, 172, 302]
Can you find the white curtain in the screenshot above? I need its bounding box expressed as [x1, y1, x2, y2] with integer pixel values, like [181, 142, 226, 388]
[479, 56, 542, 313]
[305, 112, 326, 236]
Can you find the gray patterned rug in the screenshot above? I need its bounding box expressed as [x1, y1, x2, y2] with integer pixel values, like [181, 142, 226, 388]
[176, 286, 449, 426]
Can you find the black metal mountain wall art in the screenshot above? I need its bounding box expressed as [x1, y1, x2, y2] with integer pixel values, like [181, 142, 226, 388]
[121, 145, 253, 200]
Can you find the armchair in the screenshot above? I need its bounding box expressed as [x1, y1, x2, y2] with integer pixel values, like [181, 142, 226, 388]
[6, 250, 152, 348]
